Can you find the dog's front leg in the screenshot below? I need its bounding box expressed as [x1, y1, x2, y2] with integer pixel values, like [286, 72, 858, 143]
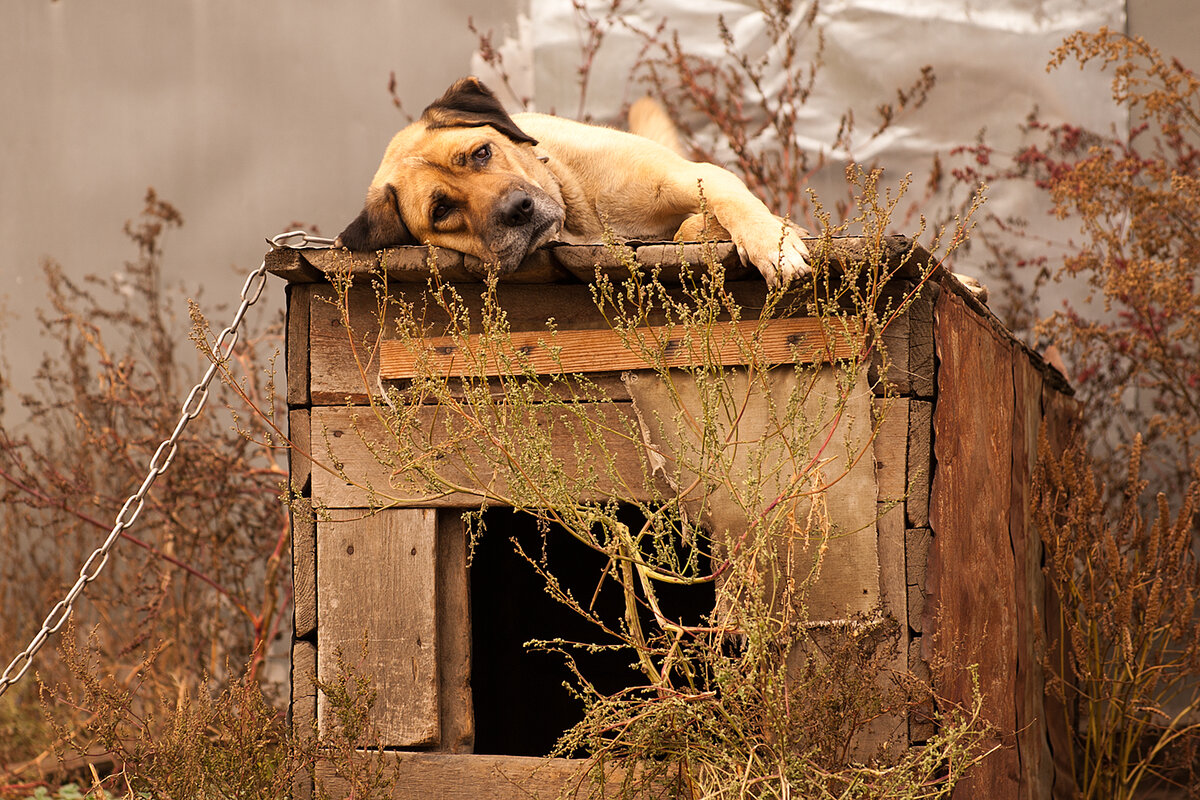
[669, 163, 811, 287]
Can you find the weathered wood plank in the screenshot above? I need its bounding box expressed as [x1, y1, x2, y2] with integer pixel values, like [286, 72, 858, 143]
[290, 406, 316, 639]
[287, 283, 313, 407]
[437, 511, 474, 753]
[908, 289, 935, 398]
[291, 495, 317, 640]
[873, 308, 911, 396]
[291, 638, 316, 800]
[289, 407, 312, 497]
[317, 508, 440, 747]
[1011, 354, 1052, 800]
[378, 318, 860, 380]
[313, 752, 625, 800]
[874, 398, 909, 505]
[905, 527, 931, 635]
[877, 503, 907, 632]
[928, 289, 1020, 797]
[267, 248, 324, 284]
[307, 281, 773, 405]
[624, 367, 881, 621]
[309, 403, 657, 509]
[906, 400, 932, 528]
[908, 636, 935, 742]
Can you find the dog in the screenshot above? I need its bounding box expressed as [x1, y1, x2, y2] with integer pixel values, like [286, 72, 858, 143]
[336, 77, 810, 286]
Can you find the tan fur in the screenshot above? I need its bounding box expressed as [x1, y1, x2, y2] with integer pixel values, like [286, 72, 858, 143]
[627, 96, 684, 155]
[337, 77, 811, 285]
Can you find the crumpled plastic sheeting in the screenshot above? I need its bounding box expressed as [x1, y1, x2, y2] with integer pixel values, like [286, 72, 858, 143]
[473, 0, 1125, 300]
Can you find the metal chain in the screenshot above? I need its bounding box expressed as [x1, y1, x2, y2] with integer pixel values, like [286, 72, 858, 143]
[0, 230, 335, 698]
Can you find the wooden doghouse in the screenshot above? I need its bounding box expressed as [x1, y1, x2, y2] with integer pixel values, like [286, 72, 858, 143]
[268, 237, 1077, 799]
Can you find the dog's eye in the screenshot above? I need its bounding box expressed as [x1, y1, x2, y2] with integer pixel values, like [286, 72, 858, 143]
[472, 144, 491, 164]
[431, 202, 452, 223]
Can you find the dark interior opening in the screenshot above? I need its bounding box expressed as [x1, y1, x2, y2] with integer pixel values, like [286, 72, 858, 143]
[469, 505, 714, 757]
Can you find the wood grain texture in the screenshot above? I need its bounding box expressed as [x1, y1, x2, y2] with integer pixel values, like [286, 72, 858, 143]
[289, 407, 312, 497]
[928, 289, 1020, 797]
[877, 503, 908, 632]
[291, 640, 316, 800]
[313, 752, 627, 800]
[291, 495, 317, 640]
[317, 508, 440, 747]
[307, 281, 772, 405]
[309, 403, 658, 509]
[1011, 354, 1052, 800]
[906, 400, 932, 528]
[624, 367, 881, 621]
[287, 283, 313, 407]
[905, 527, 931, 635]
[908, 290, 935, 398]
[378, 318, 859, 380]
[437, 511, 474, 753]
[874, 398, 909, 505]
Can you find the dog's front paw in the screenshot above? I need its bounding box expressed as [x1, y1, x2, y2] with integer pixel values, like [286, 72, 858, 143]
[734, 219, 812, 287]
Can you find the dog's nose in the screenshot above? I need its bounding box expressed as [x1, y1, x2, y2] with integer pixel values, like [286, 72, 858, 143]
[500, 191, 535, 227]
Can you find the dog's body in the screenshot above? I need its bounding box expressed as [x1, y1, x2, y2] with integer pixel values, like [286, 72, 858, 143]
[337, 78, 810, 285]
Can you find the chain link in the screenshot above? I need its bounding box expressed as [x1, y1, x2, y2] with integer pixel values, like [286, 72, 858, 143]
[0, 230, 333, 698]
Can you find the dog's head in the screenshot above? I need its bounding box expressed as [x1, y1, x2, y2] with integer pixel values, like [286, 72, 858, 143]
[336, 78, 565, 274]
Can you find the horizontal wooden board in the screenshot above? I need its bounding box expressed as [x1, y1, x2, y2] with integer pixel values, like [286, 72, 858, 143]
[378, 318, 859, 380]
[309, 403, 661, 509]
[313, 752, 632, 800]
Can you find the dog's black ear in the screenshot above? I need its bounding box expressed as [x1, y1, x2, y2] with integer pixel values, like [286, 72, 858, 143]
[335, 184, 415, 251]
[422, 77, 538, 146]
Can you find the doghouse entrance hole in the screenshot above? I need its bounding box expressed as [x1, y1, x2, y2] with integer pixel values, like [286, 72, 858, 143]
[469, 505, 714, 757]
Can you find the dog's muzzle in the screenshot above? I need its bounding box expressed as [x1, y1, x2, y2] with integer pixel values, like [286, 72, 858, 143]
[480, 186, 565, 274]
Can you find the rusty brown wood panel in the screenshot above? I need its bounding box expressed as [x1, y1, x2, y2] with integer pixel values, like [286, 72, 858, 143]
[317, 508, 440, 747]
[1011, 355, 1052, 800]
[312, 752, 635, 800]
[927, 289, 1020, 797]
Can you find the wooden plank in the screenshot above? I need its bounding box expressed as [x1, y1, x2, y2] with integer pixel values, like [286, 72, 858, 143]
[317, 508, 440, 747]
[287, 283, 313, 407]
[877, 503, 908, 631]
[1011, 355, 1051, 800]
[437, 511, 474, 753]
[905, 527, 931, 635]
[309, 403, 658, 509]
[291, 405, 315, 641]
[908, 289, 935, 398]
[266, 247, 324, 283]
[291, 638, 316, 800]
[308, 282, 777, 404]
[313, 752, 622, 800]
[908, 636, 935, 742]
[874, 398, 909, 505]
[292, 496, 317, 640]
[907, 400, 932, 528]
[928, 289, 1020, 797]
[873, 308, 911, 395]
[378, 318, 859, 380]
[624, 366, 881, 621]
[289, 407, 312, 496]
